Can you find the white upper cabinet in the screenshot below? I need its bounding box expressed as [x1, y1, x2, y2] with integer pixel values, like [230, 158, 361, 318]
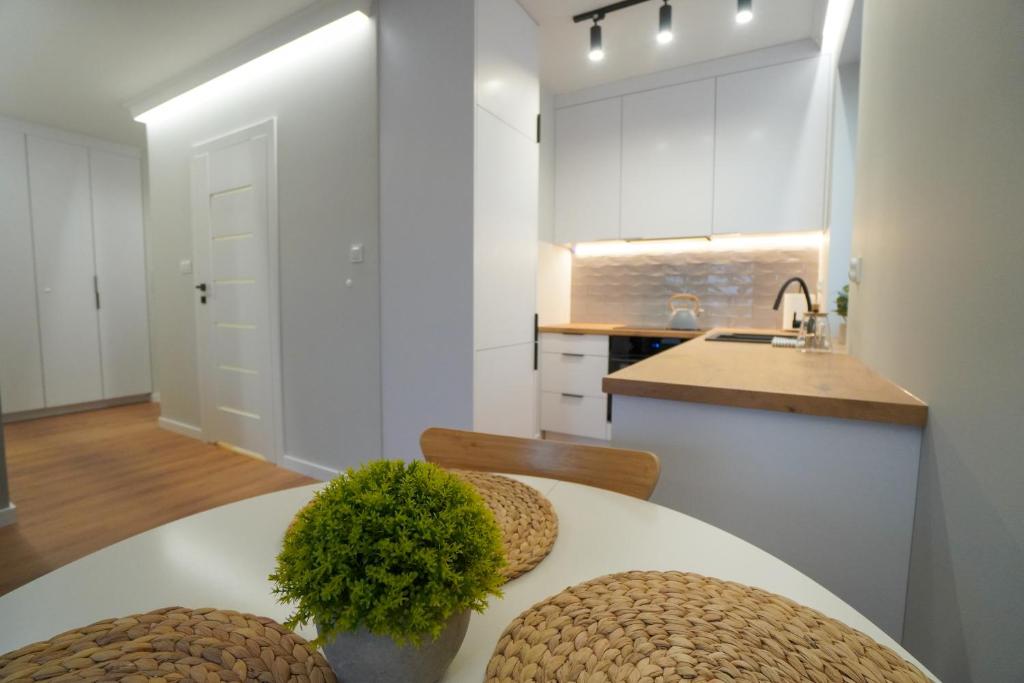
[621, 79, 715, 239]
[27, 136, 104, 407]
[713, 57, 831, 233]
[0, 129, 46, 412]
[476, 0, 539, 141]
[90, 149, 152, 398]
[555, 98, 621, 244]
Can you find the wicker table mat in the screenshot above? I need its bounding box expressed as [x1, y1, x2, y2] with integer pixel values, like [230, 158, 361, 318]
[0, 607, 336, 683]
[454, 471, 558, 581]
[486, 570, 931, 683]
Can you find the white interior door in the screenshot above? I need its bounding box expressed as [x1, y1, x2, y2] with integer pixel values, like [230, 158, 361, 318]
[0, 128, 46, 412]
[26, 135, 104, 407]
[90, 149, 152, 399]
[191, 121, 281, 462]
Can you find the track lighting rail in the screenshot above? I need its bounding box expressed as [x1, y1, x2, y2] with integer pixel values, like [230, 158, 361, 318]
[572, 0, 653, 24]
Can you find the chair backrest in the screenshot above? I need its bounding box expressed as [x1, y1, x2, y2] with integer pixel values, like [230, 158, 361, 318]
[419, 427, 661, 500]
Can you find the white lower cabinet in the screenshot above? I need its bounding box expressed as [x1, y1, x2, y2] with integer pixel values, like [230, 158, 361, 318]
[539, 333, 609, 440]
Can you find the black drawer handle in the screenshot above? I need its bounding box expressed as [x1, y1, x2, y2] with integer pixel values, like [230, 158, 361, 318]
[561, 353, 585, 358]
[561, 393, 584, 399]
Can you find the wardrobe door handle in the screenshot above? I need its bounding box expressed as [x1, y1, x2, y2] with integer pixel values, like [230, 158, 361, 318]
[561, 393, 584, 399]
[562, 353, 585, 358]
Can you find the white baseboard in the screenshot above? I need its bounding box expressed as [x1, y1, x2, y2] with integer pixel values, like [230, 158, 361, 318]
[283, 454, 339, 481]
[158, 416, 203, 440]
[0, 503, 16, 528]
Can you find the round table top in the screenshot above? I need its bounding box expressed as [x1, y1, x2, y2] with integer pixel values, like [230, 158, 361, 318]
[0, 475, 937, 682]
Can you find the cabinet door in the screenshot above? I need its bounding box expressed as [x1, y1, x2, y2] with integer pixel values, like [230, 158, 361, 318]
[475, 345, 537, 438]
[555, 98, 621, 243]
[713, 57, 831, 233]
[0, 129, 46, 413]
[621, 79, 715, 239]
[475, 107, 537, 350]
[27, 136, 104, 407]
[90, 149, 152, 398]
[476, 0, 538, 140]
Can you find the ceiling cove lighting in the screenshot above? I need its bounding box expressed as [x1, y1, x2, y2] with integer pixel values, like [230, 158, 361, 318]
[589, 20, 605, 62]
[133, 10, 370, 125]
[657, 1, 673, 45]
[572, 232, 823, 258]
[736, 0, 754, 25]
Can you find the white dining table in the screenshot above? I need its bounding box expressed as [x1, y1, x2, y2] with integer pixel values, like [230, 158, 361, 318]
[0, 476, 937, 682]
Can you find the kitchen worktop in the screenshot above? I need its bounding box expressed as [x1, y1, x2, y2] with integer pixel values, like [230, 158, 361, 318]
[539, 322, 706, 340]
[603, 328, 928, 426]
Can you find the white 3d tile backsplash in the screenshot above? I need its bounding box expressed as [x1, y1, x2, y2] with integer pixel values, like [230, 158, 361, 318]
[571, 244, 819, 329]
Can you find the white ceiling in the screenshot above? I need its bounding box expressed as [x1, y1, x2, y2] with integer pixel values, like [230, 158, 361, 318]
[0, 0, 319, 147]
[519, 0, 824, 95]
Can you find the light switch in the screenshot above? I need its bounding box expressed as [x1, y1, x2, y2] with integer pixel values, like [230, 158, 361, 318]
[179, 259, 193, 275]
[349, 243, 364, 263]
[848, 257, 862, 284]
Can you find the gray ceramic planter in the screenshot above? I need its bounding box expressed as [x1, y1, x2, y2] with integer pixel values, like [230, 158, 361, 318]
[318, 610, 471, 683]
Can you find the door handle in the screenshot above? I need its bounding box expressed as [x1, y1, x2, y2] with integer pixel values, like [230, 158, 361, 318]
[196, 282, 207, 304]
[561, 353, 585, 358]
[561, 393, 584, 399]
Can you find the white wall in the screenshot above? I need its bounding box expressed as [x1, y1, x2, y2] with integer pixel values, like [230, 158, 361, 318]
[378, 0, 476, 458]
[146, 13, 380, 475]
[822, 61, 859, 327]
[849, 1, 1023, 680]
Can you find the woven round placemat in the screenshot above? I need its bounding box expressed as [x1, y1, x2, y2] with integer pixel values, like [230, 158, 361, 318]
[0, 607, 336, 683]
[453, 471, 558, 581]
[486, 571, 931, 683]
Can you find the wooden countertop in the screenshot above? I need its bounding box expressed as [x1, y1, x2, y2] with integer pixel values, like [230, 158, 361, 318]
[602, 328, 928, 427]
[539, 322, 706, 340]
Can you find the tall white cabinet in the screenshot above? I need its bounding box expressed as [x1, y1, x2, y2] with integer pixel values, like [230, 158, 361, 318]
[0, 119, 151, 416]
[473, 0, 539, 437]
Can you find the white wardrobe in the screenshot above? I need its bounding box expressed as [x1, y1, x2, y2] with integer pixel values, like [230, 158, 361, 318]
[0, 118, 151, 416]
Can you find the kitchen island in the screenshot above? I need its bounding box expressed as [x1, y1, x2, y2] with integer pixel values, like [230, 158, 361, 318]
[603, 329, 927, 641]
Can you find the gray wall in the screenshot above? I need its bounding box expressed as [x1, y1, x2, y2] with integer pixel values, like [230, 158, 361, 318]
[146, 13, 381, 474]
[378, 0, 476, 459]
[849, 1, 1023, 680]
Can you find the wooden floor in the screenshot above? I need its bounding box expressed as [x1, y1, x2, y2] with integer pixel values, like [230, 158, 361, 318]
[0, 402, 313, 596]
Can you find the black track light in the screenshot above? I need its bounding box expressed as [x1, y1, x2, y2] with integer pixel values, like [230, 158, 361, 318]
[736, 0, 753, 24]
[589, 19, 605, 62]
[657, 1, 673, 44]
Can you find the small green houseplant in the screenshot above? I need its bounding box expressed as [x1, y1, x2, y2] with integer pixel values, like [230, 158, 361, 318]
[270, 460, 505, 682]
[834, 284, 849, 345]
[835, 284, 849, 320]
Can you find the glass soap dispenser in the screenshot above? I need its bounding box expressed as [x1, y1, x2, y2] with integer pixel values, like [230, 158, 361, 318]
[798, 305, 833, 353]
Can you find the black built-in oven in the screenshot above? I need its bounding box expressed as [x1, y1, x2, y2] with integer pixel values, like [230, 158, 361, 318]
[607, 335, 685, 421]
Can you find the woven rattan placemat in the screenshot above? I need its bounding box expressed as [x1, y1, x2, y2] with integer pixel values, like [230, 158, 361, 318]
[0, 607, 336, 683]
[455, 471, 558, 581]
[486, 570, 931, 683]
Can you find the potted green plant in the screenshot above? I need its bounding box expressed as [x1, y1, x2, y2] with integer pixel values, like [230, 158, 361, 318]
[834, 284, 849, 345]
[270, 460, 506, 683]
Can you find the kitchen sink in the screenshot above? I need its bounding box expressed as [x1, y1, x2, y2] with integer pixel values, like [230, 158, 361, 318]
[707, 332, 797, 344]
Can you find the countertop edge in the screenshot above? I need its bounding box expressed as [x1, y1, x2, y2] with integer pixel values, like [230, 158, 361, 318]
[602, 375, 929, 427]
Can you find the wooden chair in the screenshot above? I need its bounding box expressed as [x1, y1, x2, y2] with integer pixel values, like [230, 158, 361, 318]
[419, 427, 661, 500]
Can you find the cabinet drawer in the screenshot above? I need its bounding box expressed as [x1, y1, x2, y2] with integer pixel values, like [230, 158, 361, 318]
[540, 352, 606, 397]
[541, 392, 608, 440]
[539, 333, 609, 357]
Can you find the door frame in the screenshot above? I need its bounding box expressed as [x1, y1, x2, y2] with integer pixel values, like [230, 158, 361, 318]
[190, 118, 283, 464]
